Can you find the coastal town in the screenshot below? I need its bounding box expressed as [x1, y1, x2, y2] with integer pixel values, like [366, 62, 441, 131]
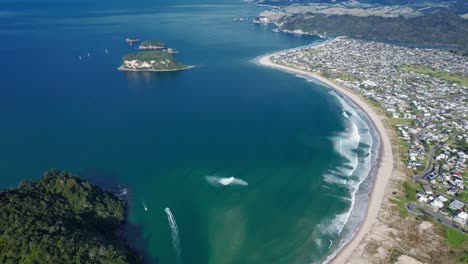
[268, 38, 468, 231]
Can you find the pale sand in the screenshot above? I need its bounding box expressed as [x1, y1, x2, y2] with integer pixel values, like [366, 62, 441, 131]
[258, 53, 394, 264]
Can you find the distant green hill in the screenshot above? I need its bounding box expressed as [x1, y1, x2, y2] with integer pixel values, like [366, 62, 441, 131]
[252, 0, 468, 13]
[280, 11, 468, 47]
[0, 170, 141, 264]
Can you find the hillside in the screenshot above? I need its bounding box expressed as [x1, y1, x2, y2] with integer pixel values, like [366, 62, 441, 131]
[0, 170, 141, 264]
[280, 11, 468, 47]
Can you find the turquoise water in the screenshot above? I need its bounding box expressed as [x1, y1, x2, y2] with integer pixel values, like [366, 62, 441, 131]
[0, 0, 378, 263]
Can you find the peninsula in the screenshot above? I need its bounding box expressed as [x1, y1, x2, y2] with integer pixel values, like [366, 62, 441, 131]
[0, 169, 141, 263]
[118, 51, 190, 72]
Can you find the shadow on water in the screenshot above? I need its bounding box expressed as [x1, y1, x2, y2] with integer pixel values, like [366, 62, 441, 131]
[79, 167, 159, 264]
[125, 70, 186, 89]
[124, 222, 160, 264]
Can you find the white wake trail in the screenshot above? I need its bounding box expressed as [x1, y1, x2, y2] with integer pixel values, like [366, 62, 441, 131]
[165, 208, 182, 264]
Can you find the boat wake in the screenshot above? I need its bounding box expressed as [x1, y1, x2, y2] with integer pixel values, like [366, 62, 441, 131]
[165, 207, 182, 264]
[205, 176, 248, 187]
[141, 198, 148, 212]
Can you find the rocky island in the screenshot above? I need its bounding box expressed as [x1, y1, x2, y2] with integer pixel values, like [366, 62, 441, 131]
[0, 169, 141, 264]
[118, 50, 190, 72]
[138, 40, 166, 50]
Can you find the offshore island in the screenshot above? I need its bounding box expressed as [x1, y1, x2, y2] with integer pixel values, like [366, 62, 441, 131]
[118, 50, 190, 72]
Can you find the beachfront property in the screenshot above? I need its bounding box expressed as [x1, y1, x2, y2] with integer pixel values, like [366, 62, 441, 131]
[268, 37, 468, 228]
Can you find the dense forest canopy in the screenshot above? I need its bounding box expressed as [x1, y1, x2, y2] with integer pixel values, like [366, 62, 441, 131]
[0, 169, 141, 264]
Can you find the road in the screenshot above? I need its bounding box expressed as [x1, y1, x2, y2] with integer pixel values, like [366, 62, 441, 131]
[406, 202, 467, 233]
[413, 144, 438, 182]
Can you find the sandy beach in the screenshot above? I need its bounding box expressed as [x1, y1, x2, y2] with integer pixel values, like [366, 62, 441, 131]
[258, 53, 394, 264]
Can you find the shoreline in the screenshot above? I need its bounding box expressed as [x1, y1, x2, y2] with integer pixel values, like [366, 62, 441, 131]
[117, 65, 194, 72]
[258, 51, 394, 263]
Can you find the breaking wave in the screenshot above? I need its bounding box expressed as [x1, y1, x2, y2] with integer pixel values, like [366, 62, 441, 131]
[205, 176, 248, 187]
[296, 88, 378, 264]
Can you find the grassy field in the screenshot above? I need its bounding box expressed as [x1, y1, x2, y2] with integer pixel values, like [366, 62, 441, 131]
[366, 97, 381, 108]
[335, 72, 360, 82]
[391, 181, 420, 218]
[400, 65, 468, 87]
[446, 228, 468, 247]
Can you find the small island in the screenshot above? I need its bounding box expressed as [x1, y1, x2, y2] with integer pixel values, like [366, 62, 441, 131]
[118, 50, 191, 72]
[0, 169, 141, 263]
[138, 40, 166, 50]
[125, 37, 139, 43]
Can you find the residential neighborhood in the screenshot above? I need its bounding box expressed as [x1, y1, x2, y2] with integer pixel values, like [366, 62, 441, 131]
[270, 37, 468, 230]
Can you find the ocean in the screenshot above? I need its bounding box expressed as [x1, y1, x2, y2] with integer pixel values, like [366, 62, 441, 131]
[0, 0, 378, 263]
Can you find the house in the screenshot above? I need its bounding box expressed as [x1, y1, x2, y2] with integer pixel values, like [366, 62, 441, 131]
[447, 187, 459, 195]
[430, 199, 444, 209]
[440, 208, 450, 215]
[418, 195, 429, 203]
[449, 200, 464, 211]
[422, 184, 433, 195]
[437, 195, 449, 203]
[453, 211, 467, 226]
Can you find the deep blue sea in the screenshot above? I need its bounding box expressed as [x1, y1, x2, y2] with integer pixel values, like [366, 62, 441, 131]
[0, 0, 378, 263]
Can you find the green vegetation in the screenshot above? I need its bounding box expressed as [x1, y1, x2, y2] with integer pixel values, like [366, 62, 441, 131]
[455, 135, 468, 153]
[335, 72, 360, 82]
[280, 11, 468, 47]
[400, 65, 468, 86]
[402, 181, 418, 200]
[366, 97, 381, 108]
[445, 227, 468, 247]
[121, 51, 187, 71]
[140, 40, 166, 48]
[0, 169, 141, 264]
[458, 191, 468, 202]
[305, 48, 321, 54]
[397, 137, 410, 165]
[391, 181, 420, 217]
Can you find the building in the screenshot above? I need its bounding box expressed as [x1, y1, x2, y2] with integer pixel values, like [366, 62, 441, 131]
[422, 184, 433, 195]
[453, 211, 467, 226]
[449, 200, 464, 211]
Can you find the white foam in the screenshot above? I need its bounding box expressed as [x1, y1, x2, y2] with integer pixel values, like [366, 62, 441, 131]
[317, 90, 376, 264]
[205, 176, 248, 187]
[322, 172, 347, 186]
